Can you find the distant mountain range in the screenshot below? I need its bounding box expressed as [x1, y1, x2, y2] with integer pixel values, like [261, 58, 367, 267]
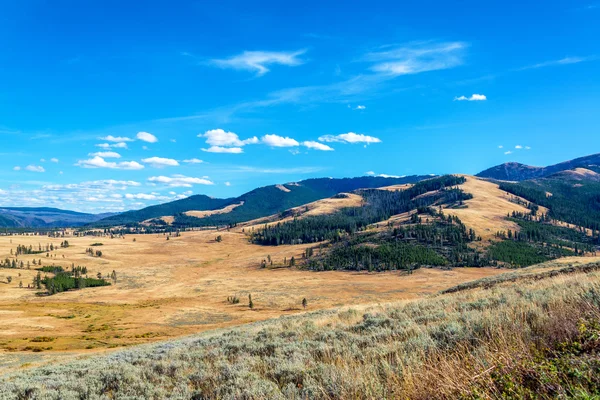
[0, 207, 116, 229]
[93, 175, 432, 227]
[476, 153, 600, 181]
[3, 153, 600, 229]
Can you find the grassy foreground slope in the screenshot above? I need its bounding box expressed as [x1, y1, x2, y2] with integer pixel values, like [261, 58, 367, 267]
[2, 262, 600, 399]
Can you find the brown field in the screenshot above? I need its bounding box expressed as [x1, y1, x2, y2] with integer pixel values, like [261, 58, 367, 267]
[0, 229, 507, 370]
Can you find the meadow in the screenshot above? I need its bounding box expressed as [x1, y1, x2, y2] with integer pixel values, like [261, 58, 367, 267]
[1, 259, 599, 399]
[0, 228, 502, 371]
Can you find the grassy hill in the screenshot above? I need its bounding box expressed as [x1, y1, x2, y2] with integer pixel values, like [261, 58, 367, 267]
[94, 175, 432, 227]
[476, 152, 600, 181]
[2, 260, 599, 399]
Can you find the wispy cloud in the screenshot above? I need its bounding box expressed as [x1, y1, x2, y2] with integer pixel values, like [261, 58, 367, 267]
[24, 165, 45, 173]
[75, 156, 144, 170]
[209, 49, 307, 76]
[148, 175, 214, 187]
[319, 132, 381, 144]
[365, 41, 467, 76]
[100, 135, 134, 142]
[96, 142, 128, 149]
[183, 158, 204, 164]
[454, 94, 487, 101]
[202, 146, 243, 154]
[303, 141, 334, 151]
[518, 56, 594, 70]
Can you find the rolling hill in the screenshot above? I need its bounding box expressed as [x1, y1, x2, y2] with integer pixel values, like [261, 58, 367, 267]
[476, 152, 600, 181]
[0, 207, 116, 228]
[94, 175, 433, 227]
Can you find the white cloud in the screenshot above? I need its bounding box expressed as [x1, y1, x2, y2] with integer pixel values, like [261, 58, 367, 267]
[504, 151, 513, 155]
[365, 171, 404, 178]
[96, 142, 128, 149]
[100, 135, 134, 142]
[148, 175, 214, 187]
[137, 131, 158, 143]
[200, 128, 259, 147]
[183, 158, 204, 164]
[355, 105, 366, 110]
[13, 166, 21, 171]
[224, 182, 231, 186]
[319, 132, 382, 144]
[366, 41, 467, 76]
[125, 193, 157, 200]
[75, 156, 144, 170]
[454, 94, 487, 101]
[515, 145, 523, 149]
[302, 141, 334, 151]
[90, 151, 121, 159]
[525, 146, 531, 150]
[498, 145, 503, 149]
[141, 157, 180, 168]
[50, 158, 59, 163]
[202, 146, 243, 154]
[210, 49, 307, 76]
[25, 165, 45, 173]
[262, 134, 300, 147]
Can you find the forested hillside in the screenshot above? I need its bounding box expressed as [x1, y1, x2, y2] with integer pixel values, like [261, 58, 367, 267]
[94, 175, 431, 227]
[251, 174, 600, 270]
[498, 169, 600, 232]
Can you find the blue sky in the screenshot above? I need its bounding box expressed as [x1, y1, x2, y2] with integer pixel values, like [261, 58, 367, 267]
[0, 0, 599, 213]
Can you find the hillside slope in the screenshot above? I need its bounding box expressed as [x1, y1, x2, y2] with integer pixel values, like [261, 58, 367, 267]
[95, 175, 432, 227]
[498, 168, 600, 232]
[476, 152, 600, 181]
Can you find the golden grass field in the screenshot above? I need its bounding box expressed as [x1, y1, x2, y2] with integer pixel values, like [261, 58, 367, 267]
[0, 175, 594, 372]
[0, 228, 505, 370]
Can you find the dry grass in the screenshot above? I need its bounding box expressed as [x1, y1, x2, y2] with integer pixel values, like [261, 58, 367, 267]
[184, 201, 245, 219]
[443, 175, 547, 242]
[1, 260, 599, 399]
[0, 230, 504, 370]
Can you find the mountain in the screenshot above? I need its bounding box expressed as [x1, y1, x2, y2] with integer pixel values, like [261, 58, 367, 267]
[0, 207, 117, 228]
[497, 167, 600, 232]
[476, 153, 600, 181]
[94, 175, 433, 227]
[94, 195, 233, 226]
